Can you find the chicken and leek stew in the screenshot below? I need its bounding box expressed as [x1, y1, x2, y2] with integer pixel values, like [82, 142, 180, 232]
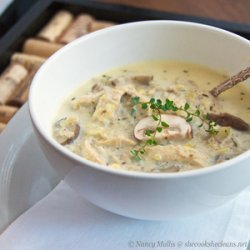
[53, 61, 250, 173]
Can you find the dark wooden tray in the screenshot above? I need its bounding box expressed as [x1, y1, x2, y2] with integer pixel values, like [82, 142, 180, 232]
[0, 0, 250, 72]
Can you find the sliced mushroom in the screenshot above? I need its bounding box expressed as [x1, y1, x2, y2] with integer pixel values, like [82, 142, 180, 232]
[54, 117, 80, 145]
[132, 75, 153, 85]
[134, 114, 192, 141]
[207, 113, 249, 131]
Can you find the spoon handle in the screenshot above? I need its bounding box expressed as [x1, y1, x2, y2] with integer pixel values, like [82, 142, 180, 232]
[210, 66, 250, 97]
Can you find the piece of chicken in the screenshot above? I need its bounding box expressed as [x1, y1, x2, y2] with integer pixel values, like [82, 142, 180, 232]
[147, 145, 208, 167]
[134, 114, 192, 141]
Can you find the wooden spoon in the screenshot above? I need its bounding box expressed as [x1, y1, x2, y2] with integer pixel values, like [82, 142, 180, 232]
[210, 66, 250, 97]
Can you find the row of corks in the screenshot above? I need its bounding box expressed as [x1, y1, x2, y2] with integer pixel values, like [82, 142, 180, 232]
[0, 10, 116, 133]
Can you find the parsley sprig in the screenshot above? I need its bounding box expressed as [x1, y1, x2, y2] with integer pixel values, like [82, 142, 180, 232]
[130, 97, 218, 160]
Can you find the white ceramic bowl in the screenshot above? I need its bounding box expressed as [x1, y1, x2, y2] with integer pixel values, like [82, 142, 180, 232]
[29, 21, 250, 220]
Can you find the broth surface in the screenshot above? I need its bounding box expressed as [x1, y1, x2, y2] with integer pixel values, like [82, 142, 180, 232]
[53, 61, 250, 173]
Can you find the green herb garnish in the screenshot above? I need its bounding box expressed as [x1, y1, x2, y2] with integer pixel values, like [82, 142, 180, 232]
[130, 97, 218, 160]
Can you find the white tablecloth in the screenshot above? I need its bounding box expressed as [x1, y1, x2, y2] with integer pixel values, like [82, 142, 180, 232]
[0, 181, 249, 250]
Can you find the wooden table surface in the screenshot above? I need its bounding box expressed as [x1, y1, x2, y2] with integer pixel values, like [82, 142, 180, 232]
[99, 0, 250, 24]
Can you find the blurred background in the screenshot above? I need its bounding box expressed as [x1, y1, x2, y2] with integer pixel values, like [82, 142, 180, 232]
[100, 0, 250, 23]
[0, 0, 249, 39]
[1, 0, 250, 24]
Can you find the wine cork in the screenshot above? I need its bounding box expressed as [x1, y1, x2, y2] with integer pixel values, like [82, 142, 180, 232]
[0, 105, 18, 123]
[59, 14, 93, 44]
[0, 64, 28, 104]
[0, 122, 6, 133]
[7, 67, 38, 107]
[90, 21, 115, 32]
[11, 53, 46, 71]
[37, 10, 73, 42]
[23, 39, 63, 58]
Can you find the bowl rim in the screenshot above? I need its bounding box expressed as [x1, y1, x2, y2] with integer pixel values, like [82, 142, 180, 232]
[29, 20, 250, 179]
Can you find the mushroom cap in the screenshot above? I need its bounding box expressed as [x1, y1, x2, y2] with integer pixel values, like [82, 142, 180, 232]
[134, 114, 192, 141]
[54, 117, 80, 145]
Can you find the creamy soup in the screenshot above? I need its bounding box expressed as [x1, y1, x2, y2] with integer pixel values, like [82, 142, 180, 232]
[53, 61, 250, 173]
